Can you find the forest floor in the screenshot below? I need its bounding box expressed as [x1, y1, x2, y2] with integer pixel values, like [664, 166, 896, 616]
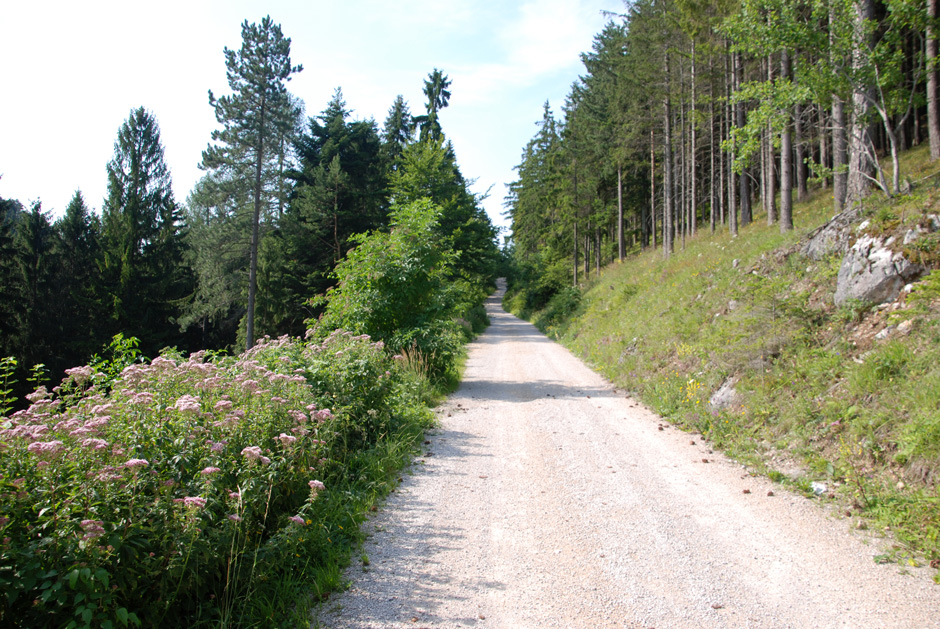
[312, 283, 940, 628]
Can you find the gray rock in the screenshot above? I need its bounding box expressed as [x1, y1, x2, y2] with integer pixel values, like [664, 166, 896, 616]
[903, 227, 924, 245]
[801, 207, 862, 261]
[874, 326, 895, 341]
[898, 319, 913, 335]
[708, 378, 740, 412]
[833, 234, 923, 306]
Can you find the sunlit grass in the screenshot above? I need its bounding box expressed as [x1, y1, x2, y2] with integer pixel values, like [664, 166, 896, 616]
[520, 143, 940, 573]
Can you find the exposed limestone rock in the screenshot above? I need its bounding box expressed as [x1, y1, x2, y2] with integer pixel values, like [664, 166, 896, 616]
[833, 234, 923, 306]
[708, 377, 740, 412]
[801, 206, 862, 261]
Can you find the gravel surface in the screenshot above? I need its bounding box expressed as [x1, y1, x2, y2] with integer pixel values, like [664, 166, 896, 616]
[314, 284, 940, 628]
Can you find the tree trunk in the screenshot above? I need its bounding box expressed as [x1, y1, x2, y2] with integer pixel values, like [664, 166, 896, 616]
[795, 101, 808, 201]
[929, 0, 940, 160]
[765, 120, 777, 225]
[718, 68, 726, 228]
[829, 2, 848, 211]
[573, 221, 578, 286]
[780, 50, 794, 232]
[690, 41, 698, 238]
[727, 46, 738, 236]
[709, 59, 717, 234]
[246, 95, 266, 351]
[679, 89, 687, 251]
[846, 0, 876, 204]
[595, 226, 601, 276]
[819, 105, 829, 189]
[650, 125, 657, 251]
[664, 55, 674, 259]
[617, 165, 624, 261]
[735, 52, 752, 227]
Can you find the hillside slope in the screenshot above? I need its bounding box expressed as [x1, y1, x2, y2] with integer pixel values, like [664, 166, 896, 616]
[508, 144, 940, 575]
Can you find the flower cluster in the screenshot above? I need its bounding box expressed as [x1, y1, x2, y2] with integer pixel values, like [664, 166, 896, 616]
[0, 329, 411, 626]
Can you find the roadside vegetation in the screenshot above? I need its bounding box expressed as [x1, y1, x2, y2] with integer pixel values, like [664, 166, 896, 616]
[0, 198, 493, 628]
[506, 143, 940, 576]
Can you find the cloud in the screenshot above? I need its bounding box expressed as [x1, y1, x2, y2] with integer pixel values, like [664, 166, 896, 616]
[449, 0, 615, 106]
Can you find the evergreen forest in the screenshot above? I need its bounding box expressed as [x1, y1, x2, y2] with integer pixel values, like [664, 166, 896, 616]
[506, 0, 939, 304]
[0, 18, 500, 398]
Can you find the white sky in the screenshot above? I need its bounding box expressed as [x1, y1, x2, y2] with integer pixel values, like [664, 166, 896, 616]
[0, 0, 623, 234]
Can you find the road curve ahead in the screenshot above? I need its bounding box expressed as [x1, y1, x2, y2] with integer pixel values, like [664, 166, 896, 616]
[315, 284, 940, 628]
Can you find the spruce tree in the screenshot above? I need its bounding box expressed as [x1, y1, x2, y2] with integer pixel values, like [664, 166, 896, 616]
[383, 95, 414, 168]
[201, 15, 302, 350]
[416, 69, 452, 143]
[54, 191, 105, 363]
[101, 107, 186, 355]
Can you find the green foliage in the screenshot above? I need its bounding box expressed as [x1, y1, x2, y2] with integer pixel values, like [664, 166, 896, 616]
[315, 199, 463, 383]
[0, 331, 432, 627]
[201, 15, 303, 350]
[100, 107, 190, 357]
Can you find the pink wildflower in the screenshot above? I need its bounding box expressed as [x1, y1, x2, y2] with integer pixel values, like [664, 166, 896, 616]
[124, 458, 149, 469]
[260, 456, 271, 465]
[81, 438, 109, 451]
[27, 440, 64, 457]
[65, 365, 93, 385]
[200, 466, 221, 475]
[25, 386, 50, 402]
[84, 417, 110, 429]
[315, 409, 334, 422]
[80, 519, 105, 540]
[182, 496, 207, 509]
[241, 446, 262, 461]
[173, 395, 201, 413]
[288, 515, 305, 525]
[277, 433, 297, 446]
[227, 514, 242, 522]
[214, 400, 233, 412]
[308, 480, 325, 494]
[228, 490, 241, 500]
[132, 392, 154, 405]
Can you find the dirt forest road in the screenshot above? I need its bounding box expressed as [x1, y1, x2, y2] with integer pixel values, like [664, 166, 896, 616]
[315, 283, 940, 628]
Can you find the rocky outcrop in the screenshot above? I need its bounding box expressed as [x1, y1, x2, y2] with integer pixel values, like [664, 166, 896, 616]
[833, 232, 923, 306]
[801, 206, 862, 261]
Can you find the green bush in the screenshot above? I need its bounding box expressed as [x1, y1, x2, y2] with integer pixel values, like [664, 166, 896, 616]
[0, 331, 430, 627]
[313, 199, 467, 383]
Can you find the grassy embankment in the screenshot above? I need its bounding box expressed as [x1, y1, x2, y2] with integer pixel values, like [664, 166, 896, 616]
[507, 144, 940, 575]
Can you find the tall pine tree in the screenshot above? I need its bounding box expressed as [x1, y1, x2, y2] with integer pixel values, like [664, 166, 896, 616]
[201, 16, 302, 350]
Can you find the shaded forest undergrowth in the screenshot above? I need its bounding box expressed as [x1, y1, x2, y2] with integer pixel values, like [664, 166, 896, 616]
[507, 144, 940, 578]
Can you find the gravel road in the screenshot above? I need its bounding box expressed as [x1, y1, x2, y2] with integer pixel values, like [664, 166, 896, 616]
[314, 284, 940, 628]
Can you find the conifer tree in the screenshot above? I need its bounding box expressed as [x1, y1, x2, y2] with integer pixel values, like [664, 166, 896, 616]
[101, 107, 186, 354]
[202, 16, 302, 350]
[416, 69, 452, 143]
[54, 191, 105, 362]
[383, 95, 414, 167]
